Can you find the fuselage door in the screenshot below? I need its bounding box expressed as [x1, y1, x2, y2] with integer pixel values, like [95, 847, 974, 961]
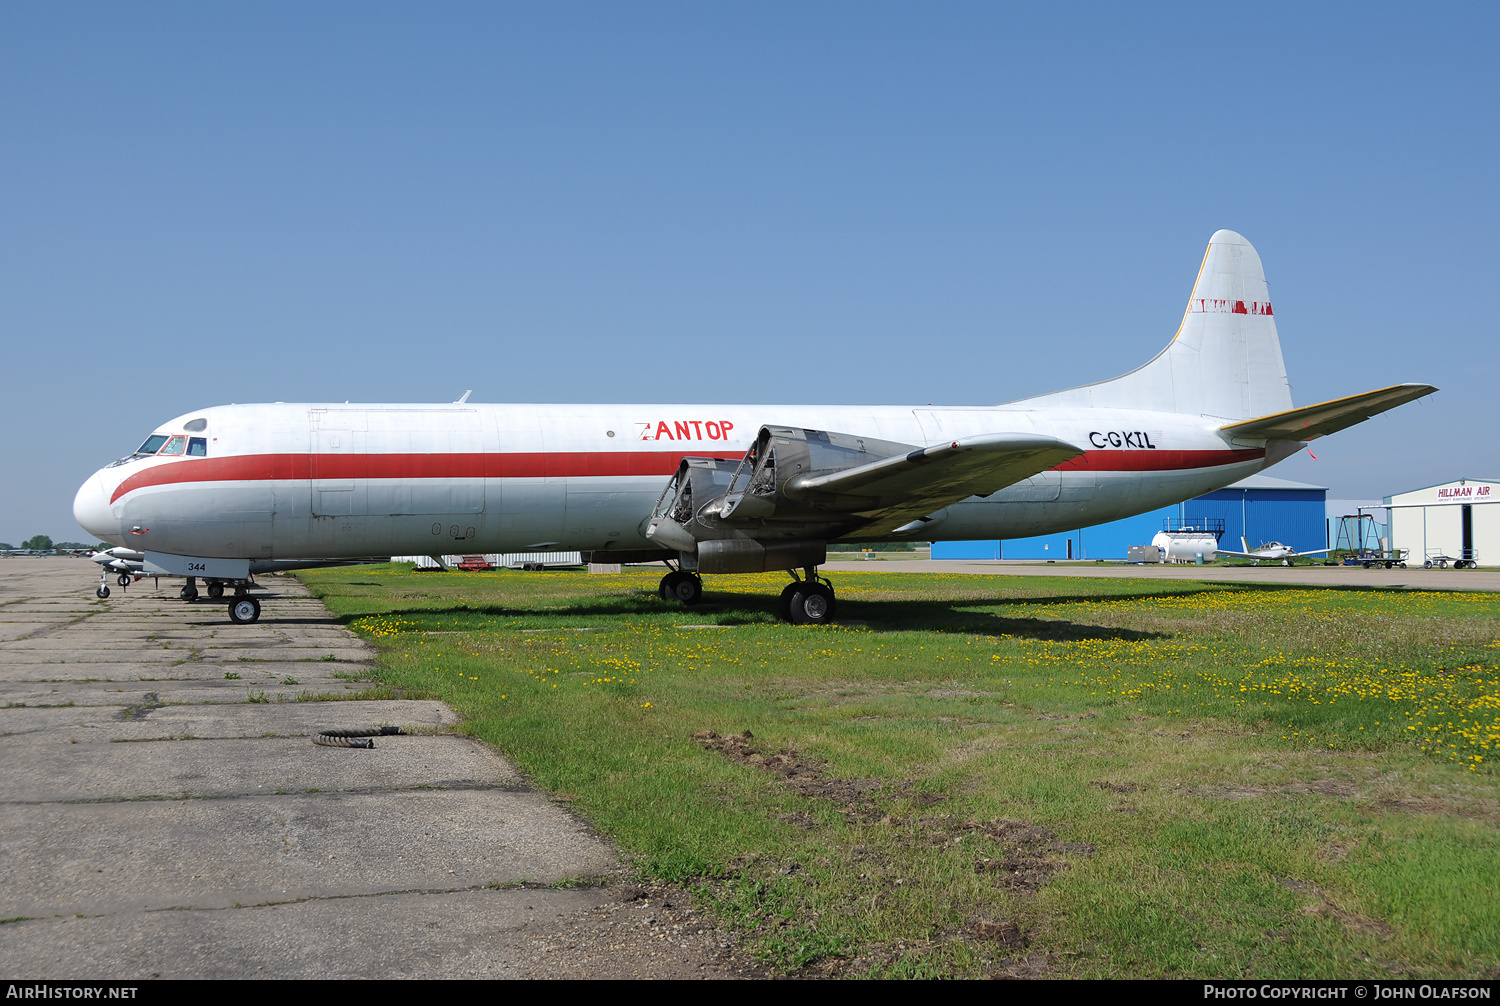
[310, 409, 368, 516]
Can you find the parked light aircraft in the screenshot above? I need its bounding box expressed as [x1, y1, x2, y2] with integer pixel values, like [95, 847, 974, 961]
[1215, 537, 1334, 566]
[73, 231, 1436, 625]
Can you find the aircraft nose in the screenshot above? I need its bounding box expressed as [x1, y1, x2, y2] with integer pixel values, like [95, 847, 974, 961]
[73, 472, 118, 542]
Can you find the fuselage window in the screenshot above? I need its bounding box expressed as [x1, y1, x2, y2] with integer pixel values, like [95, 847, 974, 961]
[137, 434, 169, 455]
[187, 437, 208, 457]
[159, 436, 187, 456]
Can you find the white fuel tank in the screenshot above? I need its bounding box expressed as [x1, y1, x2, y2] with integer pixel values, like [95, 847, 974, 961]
[1151, 530, 1220, 564]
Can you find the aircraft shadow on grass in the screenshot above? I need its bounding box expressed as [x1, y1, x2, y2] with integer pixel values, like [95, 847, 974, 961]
[344, 595, 1178, 643]
[324, 579, 1402, 643]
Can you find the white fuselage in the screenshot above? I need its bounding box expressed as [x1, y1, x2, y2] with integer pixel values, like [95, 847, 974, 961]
[74, 401, 1270, 560]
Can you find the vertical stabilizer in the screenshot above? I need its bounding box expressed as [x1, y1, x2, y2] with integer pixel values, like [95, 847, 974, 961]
[1013, 231, 1293, 420]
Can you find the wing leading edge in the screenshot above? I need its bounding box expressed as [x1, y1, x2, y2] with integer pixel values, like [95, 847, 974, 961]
[787, 433, 1084, 535]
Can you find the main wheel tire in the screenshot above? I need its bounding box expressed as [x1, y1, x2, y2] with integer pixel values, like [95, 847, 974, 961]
[670, 574, 703, 605]
[777, 582, 802, 622]
[207, 583, 225, 599]
[659, 572, 677, 600]
[117, 574, 130, 586]
[1282, 559, 1291, 566]
[228, 597, 261, 624]
[96, 585, 110, 599]
[790, 584, 836, 625]
[180, 585, 199, 601]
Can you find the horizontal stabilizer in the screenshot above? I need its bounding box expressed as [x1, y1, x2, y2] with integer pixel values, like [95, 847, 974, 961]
[1220, 384, 1437, 442]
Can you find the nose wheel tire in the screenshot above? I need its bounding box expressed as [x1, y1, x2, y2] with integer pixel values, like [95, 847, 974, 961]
[789, 583, 836, 625]
[207, 583, 225, 600]
[180, 585, 199, 602]
[228, 597, 261, 624]
[96, 585, 110, 599]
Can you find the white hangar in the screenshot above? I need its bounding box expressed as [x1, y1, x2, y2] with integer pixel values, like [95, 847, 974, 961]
[1385, 479, 1496, 568]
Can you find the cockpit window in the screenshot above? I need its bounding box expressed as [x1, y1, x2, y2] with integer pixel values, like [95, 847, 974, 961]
[187, 437, 208, 457]
[159, 436, 187, 456]
[137, 435, 169, 455]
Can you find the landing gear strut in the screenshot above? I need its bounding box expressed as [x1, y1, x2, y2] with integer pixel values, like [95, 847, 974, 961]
[658, 569, 703, 605]
[783, 567, 836, 625]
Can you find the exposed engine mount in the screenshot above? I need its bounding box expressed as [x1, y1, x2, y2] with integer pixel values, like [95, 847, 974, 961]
[644, 425, 921, 573]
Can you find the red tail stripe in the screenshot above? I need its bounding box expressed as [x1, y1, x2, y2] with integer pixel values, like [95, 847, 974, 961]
[110, 448, 1265, 503]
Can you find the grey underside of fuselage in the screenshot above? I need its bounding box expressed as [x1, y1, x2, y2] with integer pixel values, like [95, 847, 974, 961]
[118, 460, 1265, 560]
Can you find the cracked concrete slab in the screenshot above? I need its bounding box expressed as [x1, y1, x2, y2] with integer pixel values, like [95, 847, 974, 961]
[0, 558, 745, 979]
[1, 789, 614, 917]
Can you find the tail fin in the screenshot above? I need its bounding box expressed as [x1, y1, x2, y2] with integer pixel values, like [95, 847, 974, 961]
[1013, 230, 1293, 420]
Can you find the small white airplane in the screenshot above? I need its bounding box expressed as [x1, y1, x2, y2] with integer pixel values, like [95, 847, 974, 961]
[73, 231, 1436, 625]
[1215, 537, 1333, 566]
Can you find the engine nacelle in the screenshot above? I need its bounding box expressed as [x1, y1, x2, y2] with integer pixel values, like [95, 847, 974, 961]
[643, 426, 920, 565]
[697, 539, 827, 575]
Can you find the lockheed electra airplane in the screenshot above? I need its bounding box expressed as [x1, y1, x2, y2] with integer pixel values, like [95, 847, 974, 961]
[73, 230, 1435, 625]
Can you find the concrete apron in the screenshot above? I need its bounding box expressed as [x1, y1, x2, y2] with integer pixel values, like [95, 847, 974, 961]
[0, 558, 624, 979]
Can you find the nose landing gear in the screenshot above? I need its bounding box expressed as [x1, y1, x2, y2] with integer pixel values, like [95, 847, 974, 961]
[228, 596, 261, 624]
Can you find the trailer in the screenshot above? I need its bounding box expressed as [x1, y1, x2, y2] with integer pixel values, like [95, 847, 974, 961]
[1423, 548, 1479, 569]
[1339, 547, 1409, 569]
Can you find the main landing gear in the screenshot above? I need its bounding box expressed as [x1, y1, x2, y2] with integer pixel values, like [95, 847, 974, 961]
[656, 564, 838, 625]
[658, 569, 703, 605]
[780, 568, 837, 625]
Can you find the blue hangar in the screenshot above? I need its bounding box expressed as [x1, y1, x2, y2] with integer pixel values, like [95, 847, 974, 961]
[931, 475, 1328, 561]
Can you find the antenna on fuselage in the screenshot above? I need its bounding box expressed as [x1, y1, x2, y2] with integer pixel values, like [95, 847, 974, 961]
[454, 390, 472, 404]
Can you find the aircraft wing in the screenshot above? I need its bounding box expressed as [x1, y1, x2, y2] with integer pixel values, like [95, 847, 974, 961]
[1292, 548, 1332, 556]
[1220, 384, 1437, 442]
[784, 433, 1083, 534]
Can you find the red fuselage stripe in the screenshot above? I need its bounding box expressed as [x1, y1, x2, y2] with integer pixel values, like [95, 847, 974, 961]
[109, 448, 1265, 503]
[1054, 448, 1264, 472]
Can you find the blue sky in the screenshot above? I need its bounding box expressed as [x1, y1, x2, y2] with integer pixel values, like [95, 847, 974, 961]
[2, 3, 1494, 541]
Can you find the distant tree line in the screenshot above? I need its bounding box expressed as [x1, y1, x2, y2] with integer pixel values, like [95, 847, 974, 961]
[1, 536, 101, 552]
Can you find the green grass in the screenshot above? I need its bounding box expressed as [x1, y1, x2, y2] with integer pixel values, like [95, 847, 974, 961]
[299, 565, 1500, 978]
